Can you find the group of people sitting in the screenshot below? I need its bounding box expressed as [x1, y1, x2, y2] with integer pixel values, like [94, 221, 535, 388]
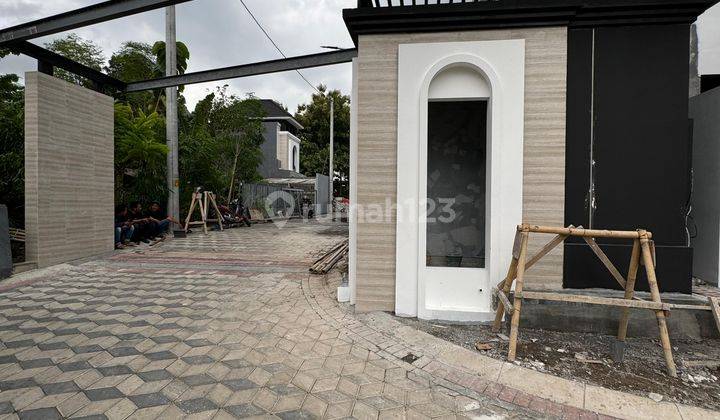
[114, 201, 179, 249]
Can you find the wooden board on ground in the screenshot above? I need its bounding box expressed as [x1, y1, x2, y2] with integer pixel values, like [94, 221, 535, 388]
[709, 297, 720, 335]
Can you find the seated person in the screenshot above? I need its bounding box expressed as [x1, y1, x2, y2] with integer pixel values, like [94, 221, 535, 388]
[114, 204, 135, 249]
[145, 201, 178, 237]
[128, 201, 157, 243]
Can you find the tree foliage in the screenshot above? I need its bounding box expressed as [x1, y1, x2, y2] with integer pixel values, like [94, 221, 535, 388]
[106, 41, 157, 112]
[0, 72, 24, 226]
[114, 104, 168, 205]
[179, 87, 265, 210]
[44, 34, 104, 88]
[294, 86, 350, 192]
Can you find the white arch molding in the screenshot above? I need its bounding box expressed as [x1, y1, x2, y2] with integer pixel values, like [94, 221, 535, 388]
[396, 40, 525, 321]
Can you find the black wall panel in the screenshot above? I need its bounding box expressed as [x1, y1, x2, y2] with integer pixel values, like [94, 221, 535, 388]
[564, 28, 594, 235]
[564, 24, 693, 292]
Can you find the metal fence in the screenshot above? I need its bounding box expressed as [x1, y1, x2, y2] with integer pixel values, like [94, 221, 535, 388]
[241, 183, 304, 218]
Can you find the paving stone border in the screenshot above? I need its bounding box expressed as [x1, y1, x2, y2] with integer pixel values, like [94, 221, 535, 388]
[303, 276, 720, 420]
[302, 274, 720, 420]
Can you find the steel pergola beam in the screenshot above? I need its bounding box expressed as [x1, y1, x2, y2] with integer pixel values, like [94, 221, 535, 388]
[9, 41, 126, 90]
[0, 0, 192, 46]
[125, 48, 358, 92]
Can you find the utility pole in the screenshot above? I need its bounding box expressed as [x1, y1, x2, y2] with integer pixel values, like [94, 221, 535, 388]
[165, 6, 180, 222]
[329, 96, 334, 217]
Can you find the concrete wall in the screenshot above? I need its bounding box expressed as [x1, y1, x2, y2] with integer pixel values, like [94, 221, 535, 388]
[277, 131, 289, 171]
[355, 28, 567, 311]
[0, 205, 10, 279]
[24, 72, 114, 268]
[689, 86, 720, 286]
[258, 122, 282, 179]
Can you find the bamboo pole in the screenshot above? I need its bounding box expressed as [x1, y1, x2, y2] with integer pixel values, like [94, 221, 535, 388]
[518, 224, 651, 239]
[494, 286, 514, 315]
[493, 232, 520, 332]
[494, 230, 568, 291]
[583, 236, 627, 289]
[184, 193, 198, 232]
[520, 291, 668, 311]
[640, 235, 677, 377]
[507, 231, 529, 361]
[617, 239, 641, 342]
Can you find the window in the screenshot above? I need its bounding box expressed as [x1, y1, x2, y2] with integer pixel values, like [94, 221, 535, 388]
[292, 145, 298, 172]
[426, 100, 488, 268]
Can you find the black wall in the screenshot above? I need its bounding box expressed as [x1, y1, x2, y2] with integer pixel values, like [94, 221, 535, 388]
[564, 24, 693, 293]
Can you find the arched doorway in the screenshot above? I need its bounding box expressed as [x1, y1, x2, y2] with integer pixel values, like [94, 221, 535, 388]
[395, 40, 526, 321]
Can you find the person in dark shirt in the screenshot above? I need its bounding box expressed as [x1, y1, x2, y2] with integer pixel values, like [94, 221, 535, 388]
[128, 201, 157, 243]
[146, 201, 178, 237]
[114, 204, 135, 249]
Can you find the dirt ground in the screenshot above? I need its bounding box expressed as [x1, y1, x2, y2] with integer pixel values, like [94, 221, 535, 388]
[396, 317, 720, 410]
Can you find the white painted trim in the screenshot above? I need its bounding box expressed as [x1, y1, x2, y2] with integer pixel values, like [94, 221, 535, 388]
[349, 58, 359, 305]
[396, 40, 525, 321]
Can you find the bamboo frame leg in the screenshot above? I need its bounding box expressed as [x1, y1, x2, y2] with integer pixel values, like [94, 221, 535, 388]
[617, 239, 641, 342]
[493, 256, 518, 332]
[184, 193, 198, 232]
[200, 193, 208, 235]
[640, 235, 677, 378]
[210, 193, 224, 231]
[508, 231, 529, 361]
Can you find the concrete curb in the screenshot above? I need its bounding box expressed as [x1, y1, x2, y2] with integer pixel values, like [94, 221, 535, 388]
[361, 311, 720, 420]
[303, 274, 720, 420]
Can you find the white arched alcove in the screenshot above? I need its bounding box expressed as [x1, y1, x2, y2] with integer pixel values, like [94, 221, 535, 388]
[428, 63, 491, 100]
[396, 40, 525, 322]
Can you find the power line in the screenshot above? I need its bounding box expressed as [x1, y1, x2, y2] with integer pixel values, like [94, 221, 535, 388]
[238, 0, 320, 94]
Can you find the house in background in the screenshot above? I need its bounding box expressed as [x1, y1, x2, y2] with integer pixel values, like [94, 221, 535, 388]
[258, 99, 303, 179]
[344, 0, 719, 321]
[253, 99, 332, 216]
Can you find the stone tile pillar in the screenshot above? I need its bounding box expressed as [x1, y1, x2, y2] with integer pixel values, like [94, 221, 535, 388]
[24, 72, 114, 268]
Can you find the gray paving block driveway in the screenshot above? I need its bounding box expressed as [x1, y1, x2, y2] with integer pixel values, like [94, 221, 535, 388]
[0, 220, 540, 419]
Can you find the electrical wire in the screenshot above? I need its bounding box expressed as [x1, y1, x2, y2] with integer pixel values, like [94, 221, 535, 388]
[238, 0, 320, 94]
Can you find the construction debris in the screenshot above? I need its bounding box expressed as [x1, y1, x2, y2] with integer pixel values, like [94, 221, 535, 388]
[475, 342, 493, 351]
[648, 393, 664, 403]
[310, 239, 348, 274]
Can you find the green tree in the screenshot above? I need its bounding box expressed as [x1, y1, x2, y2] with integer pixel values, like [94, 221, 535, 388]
[114, 104, 168, 204]
[151, 41, 190, 113]
[294, 86, 350, 191]
[0, 66, 24, 227]
[106, 41, 156, 112]
[179, 87, 265, 210]
[44, 34, 104, 88]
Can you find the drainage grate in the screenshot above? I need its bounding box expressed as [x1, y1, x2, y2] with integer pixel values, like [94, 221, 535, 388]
[401, 353, 419, 364]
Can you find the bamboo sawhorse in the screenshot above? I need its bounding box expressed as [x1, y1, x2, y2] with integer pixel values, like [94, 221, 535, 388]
[492, 224, 679, 377]
[184, 190, 224, 234]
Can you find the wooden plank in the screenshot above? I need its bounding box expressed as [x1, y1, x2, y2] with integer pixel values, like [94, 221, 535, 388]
[583, 236, 627, 288]
[709, 297, 720, 335]
[520, 291, 670, 311]
[493, 286, 513, 314]
[518, 224, 650, 239]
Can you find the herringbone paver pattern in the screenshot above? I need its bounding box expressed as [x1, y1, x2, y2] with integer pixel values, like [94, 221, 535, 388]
[0, 220, 559, 419]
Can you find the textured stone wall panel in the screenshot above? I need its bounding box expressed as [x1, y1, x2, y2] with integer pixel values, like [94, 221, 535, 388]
[24, 72, 114, 268]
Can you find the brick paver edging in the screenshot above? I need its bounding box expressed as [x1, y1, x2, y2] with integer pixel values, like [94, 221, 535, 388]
[299, 276, 604, 420]
[301, 274, 720, 420]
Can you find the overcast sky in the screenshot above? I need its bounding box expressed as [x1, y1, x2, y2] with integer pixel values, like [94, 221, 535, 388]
[1, 0, 720, 114]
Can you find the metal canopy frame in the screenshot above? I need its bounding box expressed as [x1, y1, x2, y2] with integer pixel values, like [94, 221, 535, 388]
[0, 0, 357, 93]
